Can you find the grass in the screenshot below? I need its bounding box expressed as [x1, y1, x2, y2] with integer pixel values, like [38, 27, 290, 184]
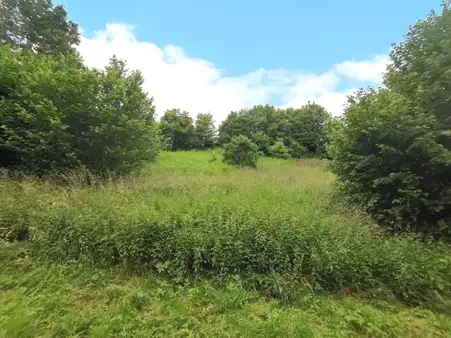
[1, 242, 451, 337]
[1, 151, 451, 336]
[144, 150, 297, 174]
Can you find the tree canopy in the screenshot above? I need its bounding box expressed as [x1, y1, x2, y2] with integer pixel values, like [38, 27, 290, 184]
[0, 0, 80, 55]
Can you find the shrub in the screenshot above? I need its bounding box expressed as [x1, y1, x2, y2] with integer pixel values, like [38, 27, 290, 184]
[0, 47, 160, 176]
[328, 88, 451, 238]
[328, 4, 451, 239]
[222, 135, 259, 168]
[269, 139, 291, 159]
[288, 141, 310, 158]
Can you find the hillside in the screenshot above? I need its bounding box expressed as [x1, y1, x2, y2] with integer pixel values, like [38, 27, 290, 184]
[1, 151, 450, 337]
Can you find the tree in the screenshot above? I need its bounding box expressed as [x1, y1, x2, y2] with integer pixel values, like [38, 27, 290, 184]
[218, 110, 255, 145]
[287, 140, 309, 159]
[0, 0, 80, 55]
[285, 103, 331, 155]
[194, 113, 216, 149]
[269, 138, 291, 159]
[218, 103, 330, 157]
[328, 88, 451, 238]
[222, 135, 259, 168]
[322, 117, 344, 160]
[0, 46, 160, 176]
[73, 56, 160, 175]
[385, 1, 451, 153]
[159, 109, 196, 150]
[251, 131, 271, 156]
[218, 105, 280, 145]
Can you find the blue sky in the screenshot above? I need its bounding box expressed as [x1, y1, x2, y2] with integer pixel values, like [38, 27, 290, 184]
[59, 0, 439, 122]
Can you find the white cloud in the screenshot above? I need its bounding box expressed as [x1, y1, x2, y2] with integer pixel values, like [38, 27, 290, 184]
[334, 55, 390, 82]
[77, 23, 389, 122]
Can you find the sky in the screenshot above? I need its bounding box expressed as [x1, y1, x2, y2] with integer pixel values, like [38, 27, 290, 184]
[59, 0, 439, 123]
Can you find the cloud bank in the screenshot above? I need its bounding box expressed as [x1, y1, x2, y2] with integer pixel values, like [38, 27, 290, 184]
[78, 23, 389, 123]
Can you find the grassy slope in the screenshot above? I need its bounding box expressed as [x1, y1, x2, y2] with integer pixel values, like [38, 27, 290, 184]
[2, 243, 450, 338]
[1, 151, 451, 337]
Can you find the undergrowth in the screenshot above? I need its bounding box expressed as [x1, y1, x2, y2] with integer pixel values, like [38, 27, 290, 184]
[1, 242, 451, 337]
[1, 151, 450, 314]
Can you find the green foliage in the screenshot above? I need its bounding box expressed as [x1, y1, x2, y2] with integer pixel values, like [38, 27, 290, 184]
[159, 109, 196, 151]
[287, 141, 309, 159]
[285, 103, 331, 155]
[222, 135, 259, 168]
[0, 0, 80, 55]
[385, 2, 451, 139]
[218, 105, 282, 145]
[218, 103, 330, 158]
[269, 139, 291, 159]
[194, 113, 216, 149]
[251, 131, 272, 156]
[329, 4, 451, 238]
[329, 89, 451, 236]
[0, 47, 160, 176]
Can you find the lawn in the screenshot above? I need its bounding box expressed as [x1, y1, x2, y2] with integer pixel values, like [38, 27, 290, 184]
[1, 151, 451, 337]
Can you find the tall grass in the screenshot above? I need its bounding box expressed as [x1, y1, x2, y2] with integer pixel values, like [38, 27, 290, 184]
[1, 151, 450, 312]
[3, 243, 450, 337]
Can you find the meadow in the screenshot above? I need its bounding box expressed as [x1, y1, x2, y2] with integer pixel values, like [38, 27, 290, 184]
[1, 150, 451, 337]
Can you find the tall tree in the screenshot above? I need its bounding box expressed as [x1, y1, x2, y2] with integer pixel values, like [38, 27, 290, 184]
[218, 105, 284, 145]
[385, 1, 451, 152]
[329, 2, 451, 238]
[159, 109, 196, 150]
[286, 102, 331, 155]
[0, 0, 80, 55]
[194, 113, 216, 149]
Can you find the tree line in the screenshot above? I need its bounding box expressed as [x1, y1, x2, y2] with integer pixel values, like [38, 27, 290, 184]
[158, 103, 331, 159]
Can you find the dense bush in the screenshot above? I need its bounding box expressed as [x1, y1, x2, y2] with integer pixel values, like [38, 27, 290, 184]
[0, 47, 160, 176]
[222, 135, 259, 168]
[328, 5, 451, 238]
[288, 141, 309, 159]
[269, 139, 290, 159]
[329, 89, 450, 237]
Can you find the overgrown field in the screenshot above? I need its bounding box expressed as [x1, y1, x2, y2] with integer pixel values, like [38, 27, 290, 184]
[2, 242, 451, 337]
[1, 151, 451, 336]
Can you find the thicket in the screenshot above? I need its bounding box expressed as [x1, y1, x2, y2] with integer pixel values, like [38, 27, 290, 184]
[222, 135, 259, 168]
[329, 3, 451, 239]
[0, 0, 160, 177]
